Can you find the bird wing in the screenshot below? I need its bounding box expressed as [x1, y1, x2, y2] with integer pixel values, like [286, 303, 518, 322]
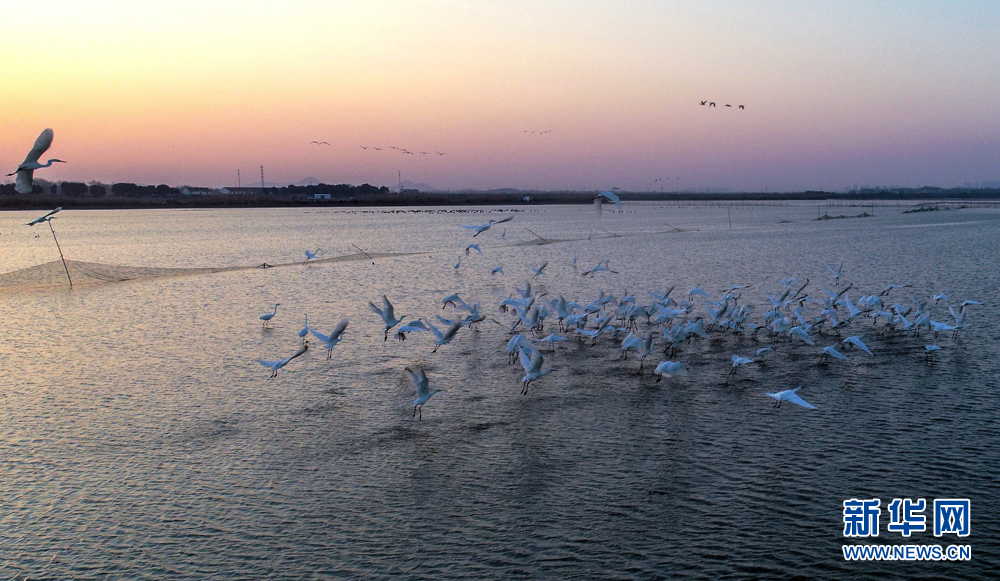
[15, 169, 35, 195]
[443, 320, 462, 341]
[787, 393, 817, 409]
[424, 319, 443, 340]
[23, 128, 54, 165]
[405, 367, 429, 394]
[309, 328, 332, 343]
[330, 318, 349, 339]
[491, 216, 514, 224]
[382, 296, 395, 320]
[367, 300, 384, 318]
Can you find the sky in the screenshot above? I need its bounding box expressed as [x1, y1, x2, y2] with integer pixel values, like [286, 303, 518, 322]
[2, 0, 999, 192]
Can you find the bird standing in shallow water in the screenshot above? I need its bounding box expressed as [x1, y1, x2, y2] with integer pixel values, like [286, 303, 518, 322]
[260, 303, 280, 328]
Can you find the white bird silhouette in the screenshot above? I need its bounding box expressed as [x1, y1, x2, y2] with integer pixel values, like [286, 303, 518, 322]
[7, 129, 66, 194]
[596, 188, 622, 212]
[368, 295, 404, 341]
[465, 243, 482, 256]
[260, 303, 280, 328]
[766, 387, 816, 409]
[518, 347, 551, 395]
[298, 314, 309, 343]
[256, 343, 309, 378]
[820, 345, 849, 363]
[842, 335, 873, 355]
[654, 361, 687, 382]
[309, 318, 349, 359]
[459, 215, 513, 237]
[405, 367, 440, 420]
[304, 249, 321, 262]
[425, 318, 462, 352]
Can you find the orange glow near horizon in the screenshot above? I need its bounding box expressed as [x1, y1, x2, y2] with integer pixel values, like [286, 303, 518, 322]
[3, 1, 1000, 191]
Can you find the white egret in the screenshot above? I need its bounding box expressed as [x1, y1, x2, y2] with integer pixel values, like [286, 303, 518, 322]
[395, 319, 430, 341]
[842, 335, 873, 355]
[465, 243, 482, 256]
[518, 347, 551, 395]
[491, 266, 504, 276]
[260, 303, 280, 328]
[765, 387, 816, 409]
[459, 215, 513, 237]
[309, 318, 349, 359]
[596, 188, 622, 212]
[532, 261, 549, 278]
[425, 318, 462, 352]
[304, 249, 321, 262]
[824, 262, 844, 285]
[654, 361, 687, 382]
[25, 207, 62, 226]
[8, 129, 66, 194]
[256, 343, 309, 378]
[820, 345, 849, 363]
[533, 333, 568, 351]
[298, 315, 309, 343]
[368, 295, 404, 341]
[405, 367, 440, 420]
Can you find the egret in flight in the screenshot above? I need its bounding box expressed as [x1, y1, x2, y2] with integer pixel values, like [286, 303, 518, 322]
[405, 367, 440, 420]
[256, 343, 309, 378]
[310, 318, 349, 359]
[8, 129, 66, 194]
[765, 387, 816, 409]
[596, 188, 622, 212]
[460, 216, 513, 237]
[368, 295, 404, 341]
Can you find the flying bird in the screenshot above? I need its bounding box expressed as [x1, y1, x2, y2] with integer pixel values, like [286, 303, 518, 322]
[368, 295, 404, 340]
[405, 367, 440, 420]
[256, 343, 309, 378]
[8, 129, 66, 194]
[596, 188, 622, 212]
[26, 207, 62, 226]
[765, 387, 816, 409]
[309, 318, 349, 359]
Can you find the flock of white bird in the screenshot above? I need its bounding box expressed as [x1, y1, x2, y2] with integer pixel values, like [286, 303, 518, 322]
[254, 201, 980, 419]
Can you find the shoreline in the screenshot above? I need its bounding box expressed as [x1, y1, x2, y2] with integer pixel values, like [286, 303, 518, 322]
[1, 190, 999, 211]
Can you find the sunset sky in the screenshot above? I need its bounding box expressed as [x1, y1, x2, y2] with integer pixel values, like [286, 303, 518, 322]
[2, 1, 999, 191]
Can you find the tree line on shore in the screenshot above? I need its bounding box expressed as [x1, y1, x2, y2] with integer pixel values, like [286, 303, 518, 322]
[1, 179, 998, 211]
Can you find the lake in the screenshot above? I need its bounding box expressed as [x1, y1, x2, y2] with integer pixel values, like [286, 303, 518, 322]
[1, 203, 997, 579]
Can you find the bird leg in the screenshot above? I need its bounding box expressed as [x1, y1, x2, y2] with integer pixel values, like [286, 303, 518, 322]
[655, 374, 662, 383]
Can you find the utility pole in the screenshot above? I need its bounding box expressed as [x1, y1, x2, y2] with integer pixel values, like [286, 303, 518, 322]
[261, 166, 265, 190]
[238, 169, 241, 188]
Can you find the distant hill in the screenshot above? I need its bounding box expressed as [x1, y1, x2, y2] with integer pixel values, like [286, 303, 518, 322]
[400, 180, 439, 192]
[293, 177, 323, 186]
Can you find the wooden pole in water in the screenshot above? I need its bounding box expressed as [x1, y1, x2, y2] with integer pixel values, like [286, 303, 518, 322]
[47, 219, 72, 288]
